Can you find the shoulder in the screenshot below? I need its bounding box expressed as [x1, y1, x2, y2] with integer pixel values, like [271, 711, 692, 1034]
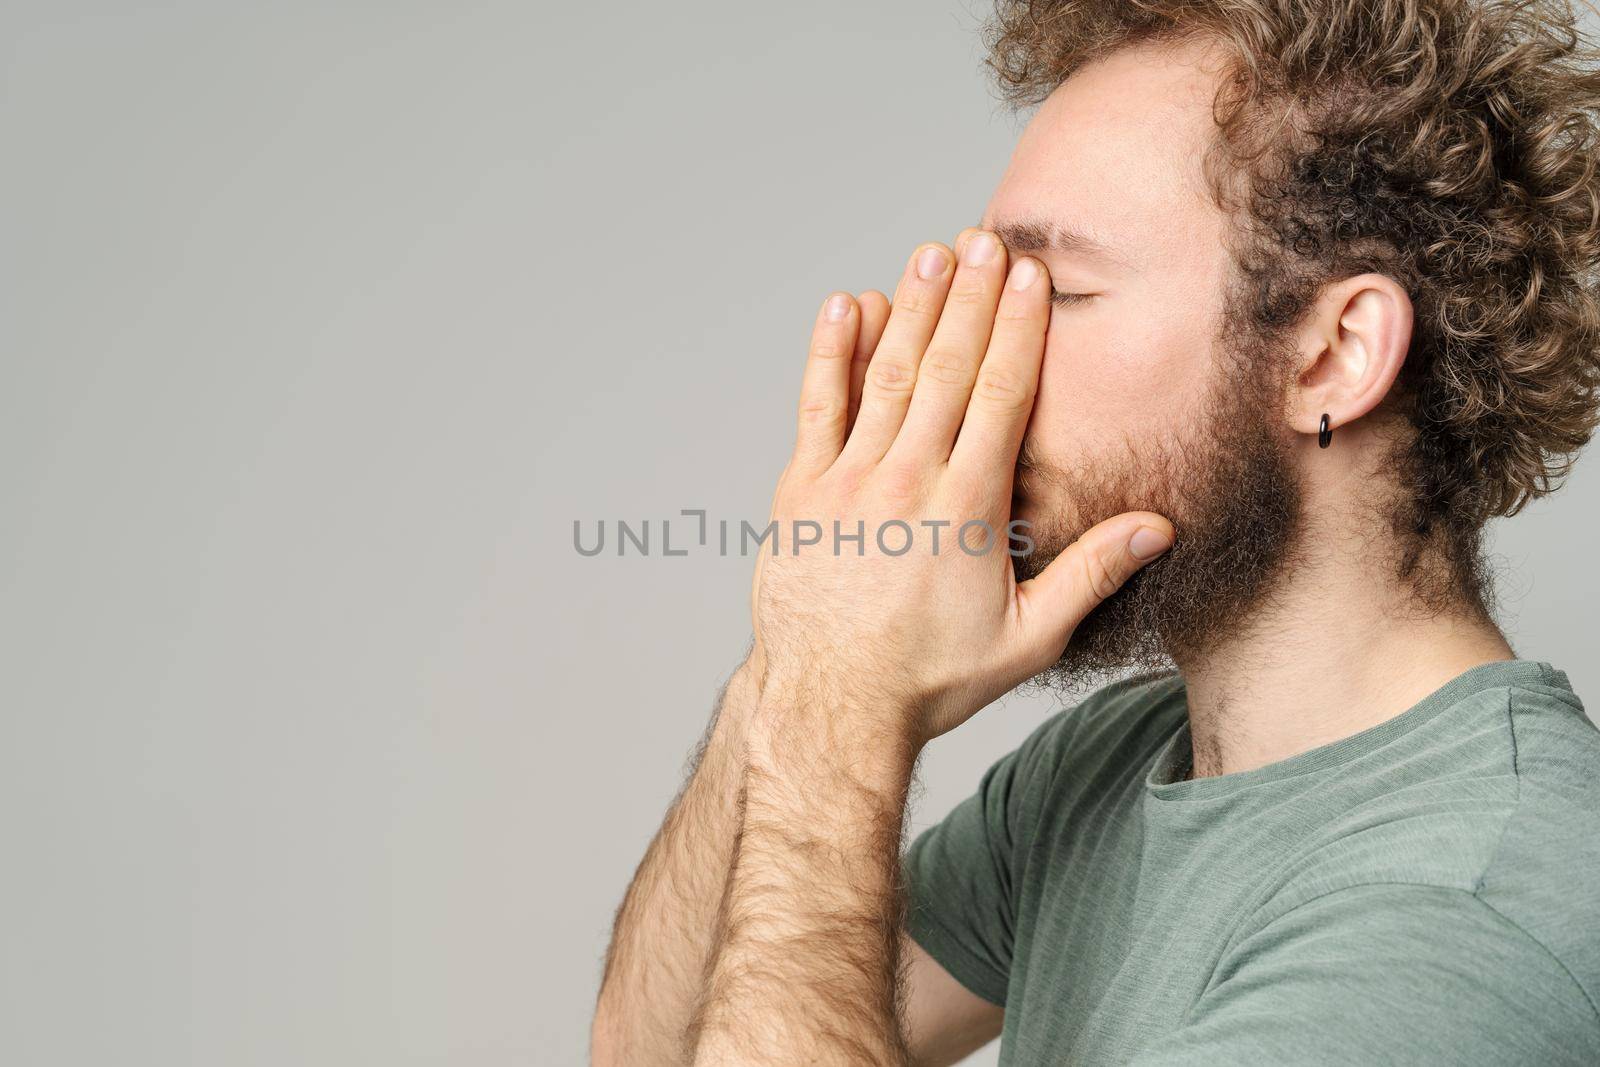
[1260, 671, 1600, 1016]
[1056, 666, 1188, 757]
[1270, 671, 1596, 889]
[1477, 679, 1600, 1020]
[1173, 881, 1600, 1066]
[1010, 667, 1187, 794]
[966, 668, 1189, 846]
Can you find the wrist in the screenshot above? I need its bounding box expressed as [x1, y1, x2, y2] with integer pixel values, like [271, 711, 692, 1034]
[719, 657, 764, 725]
[747, 679, 922, 799]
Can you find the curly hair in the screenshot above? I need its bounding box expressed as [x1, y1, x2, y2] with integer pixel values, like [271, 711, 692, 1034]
[986, 0, 1600, 612]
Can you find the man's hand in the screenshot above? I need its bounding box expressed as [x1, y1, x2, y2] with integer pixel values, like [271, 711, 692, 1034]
[751, 230, 1174, 747]
[688, 231, 1174, 1067]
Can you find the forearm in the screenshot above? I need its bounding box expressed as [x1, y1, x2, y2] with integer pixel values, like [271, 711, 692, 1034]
[592, 661, 762, 1066]
[689, 684, 921, 1066]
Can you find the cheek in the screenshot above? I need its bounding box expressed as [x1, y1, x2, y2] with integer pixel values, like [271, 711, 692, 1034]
[1024, 304, 1210, 469]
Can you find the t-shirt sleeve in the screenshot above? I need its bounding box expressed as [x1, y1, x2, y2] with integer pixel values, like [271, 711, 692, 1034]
[902, 710, 1074, 1007]
[1126, 883, 1600, 1066]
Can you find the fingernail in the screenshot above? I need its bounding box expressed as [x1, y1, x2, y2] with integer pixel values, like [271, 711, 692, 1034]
[916, 246, 948, 280]
[825, 293, 850, 322]
[962, 232, 997, 267]
[1129, 526, 1173, 561]
[1009, 258, 1039, 290]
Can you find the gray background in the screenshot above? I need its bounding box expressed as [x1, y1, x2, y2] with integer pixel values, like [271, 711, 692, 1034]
[3, 2, 1595, 1065]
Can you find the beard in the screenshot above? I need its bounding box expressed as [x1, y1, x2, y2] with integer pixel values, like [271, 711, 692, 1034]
[1011, 340, 1304, 698]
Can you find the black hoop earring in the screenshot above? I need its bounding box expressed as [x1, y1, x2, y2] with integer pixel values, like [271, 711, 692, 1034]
[1318, 412, 1333, 448]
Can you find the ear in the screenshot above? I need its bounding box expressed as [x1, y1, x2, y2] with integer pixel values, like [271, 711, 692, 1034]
[1287, 273, 1413, 441]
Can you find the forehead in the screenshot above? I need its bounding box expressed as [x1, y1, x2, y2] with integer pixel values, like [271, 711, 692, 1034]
[983, 39, 1230, 266]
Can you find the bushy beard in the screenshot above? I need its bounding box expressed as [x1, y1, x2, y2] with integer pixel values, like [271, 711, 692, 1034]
[1011, 343, 1304, 698]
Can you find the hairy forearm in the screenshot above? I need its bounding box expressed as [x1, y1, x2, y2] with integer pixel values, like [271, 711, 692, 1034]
[689, 683, 921, 1066]
[592, 662, 762, 1065]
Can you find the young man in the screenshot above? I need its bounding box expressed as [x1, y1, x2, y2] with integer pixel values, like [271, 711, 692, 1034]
[594, 1, 1600, 1063]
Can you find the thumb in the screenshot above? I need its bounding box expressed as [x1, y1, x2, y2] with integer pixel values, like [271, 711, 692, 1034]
[1016, 511, 1174, 658]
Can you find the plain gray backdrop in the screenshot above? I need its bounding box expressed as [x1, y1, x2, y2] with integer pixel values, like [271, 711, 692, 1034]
[3, 2, 1596, 1065]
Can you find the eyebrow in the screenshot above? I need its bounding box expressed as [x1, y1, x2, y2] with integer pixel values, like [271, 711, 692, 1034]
[989, 218, 1129, 269]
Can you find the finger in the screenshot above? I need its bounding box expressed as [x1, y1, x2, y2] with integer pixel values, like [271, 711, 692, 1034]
[891, 229, 1009, 461]
[847, 290, 892, 434]
[838, 243, 954, 466]
[792, 291, 859, 473]
[953, 226, 980, 263]
[1017, 513, 1175, 664]
[948, 255, 1051, 478]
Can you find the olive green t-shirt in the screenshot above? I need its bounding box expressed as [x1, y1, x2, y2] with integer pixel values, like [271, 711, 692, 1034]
[904, 658, 1600, 1064]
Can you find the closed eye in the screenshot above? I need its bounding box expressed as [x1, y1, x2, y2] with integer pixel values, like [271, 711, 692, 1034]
[1050, 289, 1095, 308]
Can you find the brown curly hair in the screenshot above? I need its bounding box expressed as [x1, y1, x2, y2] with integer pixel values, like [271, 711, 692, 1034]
[986, 0, 1600, 612]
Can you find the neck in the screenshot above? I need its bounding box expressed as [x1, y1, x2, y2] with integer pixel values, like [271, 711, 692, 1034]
[1172, 470, 1515, 780]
